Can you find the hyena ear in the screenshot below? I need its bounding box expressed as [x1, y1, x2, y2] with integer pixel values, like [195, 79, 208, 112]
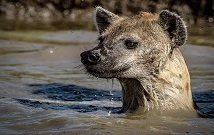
[158, 10, 187, 47]
[95, 6, 119, 34]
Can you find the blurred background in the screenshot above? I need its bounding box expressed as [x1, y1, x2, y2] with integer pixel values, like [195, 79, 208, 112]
[0, 0, 213, 45]
[0, 1, 213, 135]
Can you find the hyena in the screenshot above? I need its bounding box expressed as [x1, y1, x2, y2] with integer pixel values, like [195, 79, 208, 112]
[80, 7, 195, 113]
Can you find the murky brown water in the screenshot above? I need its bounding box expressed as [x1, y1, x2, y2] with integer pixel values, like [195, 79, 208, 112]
[0, 31, 213, 135]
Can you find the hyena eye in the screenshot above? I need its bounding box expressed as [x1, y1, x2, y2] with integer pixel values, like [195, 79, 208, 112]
[124, 39, 138, 49]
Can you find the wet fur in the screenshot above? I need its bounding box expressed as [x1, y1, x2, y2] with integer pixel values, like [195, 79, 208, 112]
[83, 7, 194, 113]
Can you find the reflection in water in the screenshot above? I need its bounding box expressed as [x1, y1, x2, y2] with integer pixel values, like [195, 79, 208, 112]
[31, 83, 121, 102]
[17, 83, 122, 113]
[193, 90, 214, 118]
[14, 83, 214, 117]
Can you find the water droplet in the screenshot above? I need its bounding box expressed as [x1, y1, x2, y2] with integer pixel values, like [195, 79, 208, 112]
[49, 50, 54, 54]
[108, 111, 111, 116]
[111, 78, 114, 88]
[109, 90, 113, 96]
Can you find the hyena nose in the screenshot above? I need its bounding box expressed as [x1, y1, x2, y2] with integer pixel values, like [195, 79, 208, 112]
[88, 53, 101, 64]
[80, 51, 101, 65]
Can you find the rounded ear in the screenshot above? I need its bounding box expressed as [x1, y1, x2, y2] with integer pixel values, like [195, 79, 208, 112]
[158, 10, 187, 47]
[95, 6, 119, 34]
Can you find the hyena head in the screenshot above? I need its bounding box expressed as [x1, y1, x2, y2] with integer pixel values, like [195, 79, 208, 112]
[81, 7, 187, 79]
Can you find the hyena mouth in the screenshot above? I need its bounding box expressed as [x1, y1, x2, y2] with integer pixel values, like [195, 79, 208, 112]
[86, 66, 130, 78]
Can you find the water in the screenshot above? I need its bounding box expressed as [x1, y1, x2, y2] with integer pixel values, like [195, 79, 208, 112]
[0, 31, 213, 134]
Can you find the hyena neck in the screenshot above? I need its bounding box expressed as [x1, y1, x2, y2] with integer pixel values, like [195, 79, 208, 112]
[118, 49, 194, 113]
[118, 70, 194, 113]
[118, 78, 158, 113]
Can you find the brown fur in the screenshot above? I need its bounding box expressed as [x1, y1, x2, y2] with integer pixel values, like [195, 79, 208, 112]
[81, 7, 194, 113]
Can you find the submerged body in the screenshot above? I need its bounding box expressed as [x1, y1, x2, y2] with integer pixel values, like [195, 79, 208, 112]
[81, 7, 195, 113]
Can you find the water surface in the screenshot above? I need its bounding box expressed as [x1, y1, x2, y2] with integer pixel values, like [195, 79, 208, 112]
[0, 31, 213, 135]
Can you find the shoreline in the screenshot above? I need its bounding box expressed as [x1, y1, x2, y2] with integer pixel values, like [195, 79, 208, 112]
[0, 30, 213, 47]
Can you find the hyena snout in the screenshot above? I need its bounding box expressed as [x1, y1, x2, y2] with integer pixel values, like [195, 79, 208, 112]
[80, 50, 101, 65]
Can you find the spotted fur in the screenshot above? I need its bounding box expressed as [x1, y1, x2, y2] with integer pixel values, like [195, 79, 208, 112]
[82, 7, 194, 113]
